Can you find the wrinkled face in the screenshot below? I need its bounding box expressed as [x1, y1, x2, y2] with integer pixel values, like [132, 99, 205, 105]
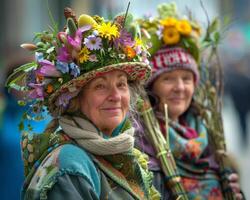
[152, 69, 195, 121]
[80, 70, 130, 135]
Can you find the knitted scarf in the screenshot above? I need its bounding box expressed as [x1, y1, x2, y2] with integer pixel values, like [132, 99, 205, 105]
[136, 112, 223, 199]
[59, 115, 135, 155]
[59, 115, 160, 199]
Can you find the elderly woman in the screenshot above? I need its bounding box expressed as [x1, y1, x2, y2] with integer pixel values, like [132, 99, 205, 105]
[135, 3, 244, 200]
[6, 8, 159, 200]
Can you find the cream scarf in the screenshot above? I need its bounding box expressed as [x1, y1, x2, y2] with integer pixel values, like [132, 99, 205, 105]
[59, 115, 135, 155]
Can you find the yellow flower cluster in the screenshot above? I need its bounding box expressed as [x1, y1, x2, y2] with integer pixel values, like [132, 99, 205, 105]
[97, 22, 120, 40]
[160, 17, 192, 45]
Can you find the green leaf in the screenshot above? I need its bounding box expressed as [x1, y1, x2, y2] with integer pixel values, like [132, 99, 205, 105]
[213, 31, 221, 45]
[208, 18, 220, 35]
[19, 121, 24, 131]
[18, 101, 27, 106]
[67, 18, 77, 36]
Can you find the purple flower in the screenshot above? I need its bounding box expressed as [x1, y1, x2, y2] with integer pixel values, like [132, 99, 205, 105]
[28, 83, 44, 100]
[84, 35, 102, 50]
[56, 61, 69, 74]
[69, 63, 80, 77]
[156, 25, 164, 39]
[135, 45, 142, 54]
[57, 92, 73, 107]
[57, 46, 71, 62]
[36, 60, 62, 77]
[68, 25, 92, 51]
[114, 29, 135, 48]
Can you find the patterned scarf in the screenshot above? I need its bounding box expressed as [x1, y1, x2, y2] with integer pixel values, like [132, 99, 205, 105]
[23, 115, 158, 200]
[136, 112, 223, 199]
[59, 115, 157, 199]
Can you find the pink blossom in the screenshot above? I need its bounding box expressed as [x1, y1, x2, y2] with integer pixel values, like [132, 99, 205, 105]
[36, 60, 62, 77]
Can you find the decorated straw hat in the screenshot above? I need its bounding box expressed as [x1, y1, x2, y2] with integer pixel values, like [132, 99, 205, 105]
[6, 8, 151, 118]
[137, 2, 202, 86]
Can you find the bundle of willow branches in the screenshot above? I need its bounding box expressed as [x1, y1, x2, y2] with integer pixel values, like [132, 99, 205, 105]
[194, 8, 236, 198]
[137, 98, 188, 200]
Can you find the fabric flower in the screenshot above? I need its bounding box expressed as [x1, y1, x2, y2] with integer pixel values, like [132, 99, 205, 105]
[97, 22, 119, 40]
[163, 27, 180, 45]
[84, 35, 102, 50]
[79, 47, 90, 63]
[56, 61, 69, 74]
[176, 20, 192, 36]
[36, 60, 62, 77]
[69, 63, 80, 77]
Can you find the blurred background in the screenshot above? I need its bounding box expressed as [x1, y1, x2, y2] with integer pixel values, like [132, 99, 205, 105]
[0, 0, 249, 199]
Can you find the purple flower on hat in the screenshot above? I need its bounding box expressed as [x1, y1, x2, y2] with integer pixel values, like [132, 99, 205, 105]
[135, 45, 142, 54]
[114, 29, 135, 49]
[69, 63, 80, 77]
[84, 35, 102, 50]
[57, 92, 73, 108]
[36, 60, 62, 77]
[68, 25, 92, 51]
[156, 25, 164, 39]
[56, 61, 69, 74]
[28, 83, 44, 100]
[57, 46, 71, 62]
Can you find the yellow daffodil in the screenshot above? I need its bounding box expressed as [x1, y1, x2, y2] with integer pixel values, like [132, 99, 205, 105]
[162, 27, 180, 45]
[176, 19, 192, 36]
[160, 17, 177, 27]
[97, 22, 119, 40]
[79, 46, 90, 63]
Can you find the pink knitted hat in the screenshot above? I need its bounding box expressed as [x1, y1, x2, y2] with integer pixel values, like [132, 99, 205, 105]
[147, 46, 199, 87]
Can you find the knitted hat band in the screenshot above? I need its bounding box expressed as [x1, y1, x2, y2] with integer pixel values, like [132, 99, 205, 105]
[147, 47, 199, 87]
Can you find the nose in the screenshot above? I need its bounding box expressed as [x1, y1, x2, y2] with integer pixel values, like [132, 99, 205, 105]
[174, 79, 185, 91]
[107, 86, 121, 102]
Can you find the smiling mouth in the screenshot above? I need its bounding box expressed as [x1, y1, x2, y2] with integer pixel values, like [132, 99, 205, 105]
[102, 107, 121, 110]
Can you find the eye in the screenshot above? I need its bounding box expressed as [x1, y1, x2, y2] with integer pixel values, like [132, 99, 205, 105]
[163, 76, 173, 81]
[94, 83, 106, 90]
[183, 75, 193, 82]
[117, 81, 128, 88]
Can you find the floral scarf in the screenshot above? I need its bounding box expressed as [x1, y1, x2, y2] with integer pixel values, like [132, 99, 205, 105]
[136, 112, 224, 199]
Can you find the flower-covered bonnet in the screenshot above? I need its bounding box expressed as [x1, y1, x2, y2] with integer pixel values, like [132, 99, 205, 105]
[6, 8, 151, 118]
[137, 2, 202, 86]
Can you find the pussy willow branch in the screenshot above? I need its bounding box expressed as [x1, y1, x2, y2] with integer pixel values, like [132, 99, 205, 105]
[139, 99, 188, 200]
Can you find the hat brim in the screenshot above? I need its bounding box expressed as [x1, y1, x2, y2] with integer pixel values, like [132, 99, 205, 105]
[48, 62, 151, 116]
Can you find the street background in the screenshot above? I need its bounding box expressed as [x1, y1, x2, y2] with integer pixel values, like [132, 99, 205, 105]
[1, 0, 249, 199]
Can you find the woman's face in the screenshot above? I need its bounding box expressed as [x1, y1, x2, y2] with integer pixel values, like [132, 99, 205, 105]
[80, 70, 130, 135]
[152, 69, 195, 121]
